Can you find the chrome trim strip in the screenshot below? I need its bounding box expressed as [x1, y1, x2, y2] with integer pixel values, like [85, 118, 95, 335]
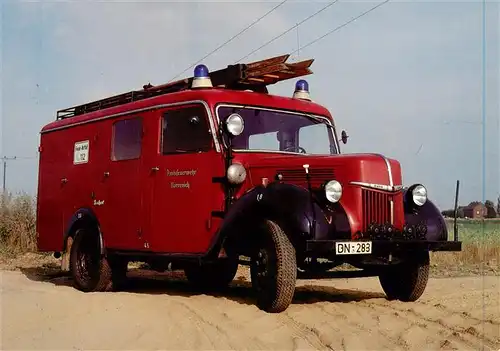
[390, 200, 394, 224]
[373, 153, 394, 187]
[231, 149, 323, 155]
[41, 100, 222, 153]
[214, 103, 340, 155]
[350, 181, 403, 192]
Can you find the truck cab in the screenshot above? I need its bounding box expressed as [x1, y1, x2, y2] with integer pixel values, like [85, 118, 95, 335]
[36, 54, 461, 313]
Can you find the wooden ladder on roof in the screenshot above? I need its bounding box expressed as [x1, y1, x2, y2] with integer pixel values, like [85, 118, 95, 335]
[56, 54, 314, 120]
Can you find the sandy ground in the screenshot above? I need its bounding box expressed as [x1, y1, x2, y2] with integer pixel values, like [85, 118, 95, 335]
[1, 263, 499, 351]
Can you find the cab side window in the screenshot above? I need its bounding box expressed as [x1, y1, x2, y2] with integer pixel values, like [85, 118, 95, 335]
[111, 117, 143, 161]
[161, 105, 213, 154]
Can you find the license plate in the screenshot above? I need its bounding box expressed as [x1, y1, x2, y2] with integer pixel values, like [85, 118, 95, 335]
[335, 241, 372, 255]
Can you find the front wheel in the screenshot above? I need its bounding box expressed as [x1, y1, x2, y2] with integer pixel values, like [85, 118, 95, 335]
[379, 251, 430, 302]
[250, 220, 297, 313]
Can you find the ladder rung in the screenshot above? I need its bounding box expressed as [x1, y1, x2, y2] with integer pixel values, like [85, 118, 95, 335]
[247, 77, 266, 82]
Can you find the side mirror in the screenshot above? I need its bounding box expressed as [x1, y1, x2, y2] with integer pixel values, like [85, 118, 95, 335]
[341, 130, 349, 144]
[225, 113, 244, 137]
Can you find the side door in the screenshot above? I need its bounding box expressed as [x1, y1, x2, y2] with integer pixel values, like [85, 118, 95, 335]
[148, 103, 225, 254]
[98, 115, 145, 250]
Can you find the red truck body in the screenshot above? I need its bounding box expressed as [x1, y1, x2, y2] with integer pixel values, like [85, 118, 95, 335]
[35, 54, 461, 313]
[36, 88, 405, 254]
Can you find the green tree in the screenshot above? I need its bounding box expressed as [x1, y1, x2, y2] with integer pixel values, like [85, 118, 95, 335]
[485, 200, 497, 218]
[497, 196, 500, 217]
[457, 207, 465, 218]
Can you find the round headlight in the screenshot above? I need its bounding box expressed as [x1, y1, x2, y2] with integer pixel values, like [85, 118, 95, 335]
[226, 113, 244, 136]
[325, 180, 342, 203]
[227, 163, 246, 185]
[412, 184, 427, 206]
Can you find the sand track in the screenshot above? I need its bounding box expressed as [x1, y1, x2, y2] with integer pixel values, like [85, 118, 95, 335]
[1, 266, 498, 350]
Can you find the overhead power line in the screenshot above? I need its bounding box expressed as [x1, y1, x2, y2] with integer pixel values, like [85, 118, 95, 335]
[168, 0, 289, 82]
[236, 0, 340, 63]
[290, 0, 390, 55]
[3, 156, 38, 160]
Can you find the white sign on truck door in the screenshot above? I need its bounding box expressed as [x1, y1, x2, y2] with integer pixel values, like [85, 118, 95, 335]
[73, 140, 90, 165]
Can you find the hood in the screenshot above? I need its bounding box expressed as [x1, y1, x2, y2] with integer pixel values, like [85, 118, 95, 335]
[232, 152, 403, 190]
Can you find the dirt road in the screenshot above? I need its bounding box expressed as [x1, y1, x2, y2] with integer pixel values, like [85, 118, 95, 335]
[1, 266, 499, 350]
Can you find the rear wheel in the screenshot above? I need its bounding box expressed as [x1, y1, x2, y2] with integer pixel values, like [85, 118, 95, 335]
[379, 251, 430, 302]
[70, 227, 125, 292]
[250, 219, 297, 313]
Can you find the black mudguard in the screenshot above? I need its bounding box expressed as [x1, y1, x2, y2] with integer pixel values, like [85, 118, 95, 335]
[64, 207, 104, 254]
[403, 190, 448, 241]
[217, 182, 332, 256]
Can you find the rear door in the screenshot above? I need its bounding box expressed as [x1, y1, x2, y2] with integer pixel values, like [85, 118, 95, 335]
[147, 103, 225, 254]
[98, 115, 145, 250]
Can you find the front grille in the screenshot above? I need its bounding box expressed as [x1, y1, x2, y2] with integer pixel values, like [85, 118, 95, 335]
[276, 168, 334, 188]
[362, 189, 393, 232]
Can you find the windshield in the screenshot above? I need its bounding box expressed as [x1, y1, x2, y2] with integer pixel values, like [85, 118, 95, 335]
[217, 106, 339, 155]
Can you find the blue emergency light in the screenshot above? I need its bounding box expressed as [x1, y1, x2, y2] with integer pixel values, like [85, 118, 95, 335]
[191, 64, 213, 89]
[293, 79, 311, 101]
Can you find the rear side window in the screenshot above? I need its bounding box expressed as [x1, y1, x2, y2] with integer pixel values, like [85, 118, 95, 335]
[111, 117, 143, 161]
[161, 105, 213, 154]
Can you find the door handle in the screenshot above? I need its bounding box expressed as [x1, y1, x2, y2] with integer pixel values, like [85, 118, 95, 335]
[151, 167, 160, 172]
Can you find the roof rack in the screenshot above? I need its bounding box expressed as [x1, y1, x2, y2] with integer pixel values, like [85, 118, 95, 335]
[56, 54, 314, 120]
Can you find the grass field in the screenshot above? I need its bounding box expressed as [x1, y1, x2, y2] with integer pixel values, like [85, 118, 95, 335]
[0, 193, 37, 257]
[430, 218, 499, 275]
[445, 218, 500, 243]
[0, 193, 498, 275]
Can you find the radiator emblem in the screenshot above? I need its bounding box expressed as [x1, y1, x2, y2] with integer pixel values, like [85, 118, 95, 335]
[350, 181, 403, 192]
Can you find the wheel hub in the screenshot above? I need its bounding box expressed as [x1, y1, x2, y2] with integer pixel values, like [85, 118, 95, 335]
[255, 249, 270, 278]
[76, 235, 100, 283]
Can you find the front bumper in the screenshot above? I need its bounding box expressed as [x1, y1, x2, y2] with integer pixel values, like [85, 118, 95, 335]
[306, 239, 462, 256]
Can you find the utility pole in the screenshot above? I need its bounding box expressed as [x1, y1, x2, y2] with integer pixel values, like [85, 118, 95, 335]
[2, 156, 17, 194]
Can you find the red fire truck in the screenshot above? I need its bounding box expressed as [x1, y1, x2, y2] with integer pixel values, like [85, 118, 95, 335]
[36, 54, 461, 313]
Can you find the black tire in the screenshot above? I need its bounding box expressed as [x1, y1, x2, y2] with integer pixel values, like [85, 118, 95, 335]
[70, 227, 113, 292]
[184, 256, 239, 291]
[379, 250, 430, 302]
[250, 219, 297, 313]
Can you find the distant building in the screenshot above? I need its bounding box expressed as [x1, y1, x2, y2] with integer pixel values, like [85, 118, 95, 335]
[463, 203, 487, 219]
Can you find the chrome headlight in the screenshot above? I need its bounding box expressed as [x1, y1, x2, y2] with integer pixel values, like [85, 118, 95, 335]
[227, 163, 246, 185]
[225, 113, 244, 136]
[411, 184, 427, 206]
[325, 180, 342, 203]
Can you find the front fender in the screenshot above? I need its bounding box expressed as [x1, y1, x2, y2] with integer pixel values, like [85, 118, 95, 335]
[217, 182, 331, 255]
[403, 190, 448, 241]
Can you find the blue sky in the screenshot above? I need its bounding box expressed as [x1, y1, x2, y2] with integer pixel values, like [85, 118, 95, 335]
[1, 0, 499, 211]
